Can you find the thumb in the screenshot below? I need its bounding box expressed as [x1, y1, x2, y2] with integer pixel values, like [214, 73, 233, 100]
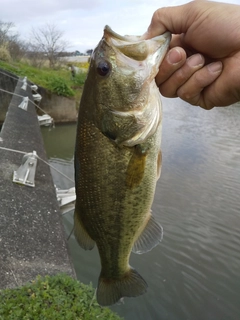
[143, 3, 196, 39]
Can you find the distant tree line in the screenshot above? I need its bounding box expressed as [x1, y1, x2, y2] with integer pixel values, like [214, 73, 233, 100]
[0, 20, 93, 69]
[86, 49, 93, 55]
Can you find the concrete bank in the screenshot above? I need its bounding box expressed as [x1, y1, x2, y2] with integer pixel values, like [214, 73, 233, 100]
[0, 69, 18, 123]
[37, 86, 78, 123]
[0, 68, 78, 124]
[0, 77, 76, 289]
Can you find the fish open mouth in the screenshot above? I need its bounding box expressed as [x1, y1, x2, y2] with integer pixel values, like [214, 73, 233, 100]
[102, 25, 171, 62]
[104, 25, 171, 43]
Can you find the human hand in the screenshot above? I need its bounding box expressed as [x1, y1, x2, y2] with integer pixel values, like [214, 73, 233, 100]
[143, 1, 240, 109]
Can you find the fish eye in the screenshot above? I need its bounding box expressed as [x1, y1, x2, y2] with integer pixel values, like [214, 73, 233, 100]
[97, 61, 111, 76]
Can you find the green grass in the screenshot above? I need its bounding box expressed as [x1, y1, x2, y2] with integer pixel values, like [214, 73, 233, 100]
[0, 274, 123, 320]
[0, 60, 87, 100]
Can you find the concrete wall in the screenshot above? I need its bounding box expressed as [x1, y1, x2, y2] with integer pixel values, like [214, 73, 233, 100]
[0, 78, 75, 289]
[61, 56, 90, 63]
[38, 86, 78, 123]
[0, 69, 18, 123]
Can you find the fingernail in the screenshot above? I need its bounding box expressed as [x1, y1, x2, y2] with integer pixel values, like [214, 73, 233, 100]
[207, 61, 222, 73]
[167, 48, 182, 64]
[187, 54, 204, 67]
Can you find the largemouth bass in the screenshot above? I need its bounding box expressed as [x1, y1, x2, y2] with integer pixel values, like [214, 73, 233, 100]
[74, 26, 170, 306]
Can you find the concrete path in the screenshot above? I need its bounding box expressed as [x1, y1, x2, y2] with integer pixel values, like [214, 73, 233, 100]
[0, 78, 75, 289]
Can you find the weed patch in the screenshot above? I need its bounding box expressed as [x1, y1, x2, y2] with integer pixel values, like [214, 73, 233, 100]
[0, 274, 123, 320]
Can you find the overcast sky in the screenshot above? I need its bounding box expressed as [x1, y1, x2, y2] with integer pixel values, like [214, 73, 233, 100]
[1, 0, 240, 53]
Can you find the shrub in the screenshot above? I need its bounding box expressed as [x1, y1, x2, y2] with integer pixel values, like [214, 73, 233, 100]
[0, 45, 11, 62]
[74, 62, 90, 70]
[0, 60, 87, 99]
[47, 77, 74, 97]
[72, 72, 87, 86]
[0, 274, 123, 320]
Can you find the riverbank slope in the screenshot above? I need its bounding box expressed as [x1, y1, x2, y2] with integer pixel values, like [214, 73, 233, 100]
[0, 76, 76, 289]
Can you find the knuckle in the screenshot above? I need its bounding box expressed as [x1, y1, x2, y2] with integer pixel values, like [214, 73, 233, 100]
[159, 83, 177, 98]
[193, 71, 207, 85]
[174, 68, 189, 84]
[152, 7, 167, 20]
[177, 86, 215, 110]
[150, 9, 164, 27]
[177, 87, 194, 101]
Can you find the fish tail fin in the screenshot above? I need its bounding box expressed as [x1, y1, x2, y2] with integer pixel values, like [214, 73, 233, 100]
[96, 268, 147, 306]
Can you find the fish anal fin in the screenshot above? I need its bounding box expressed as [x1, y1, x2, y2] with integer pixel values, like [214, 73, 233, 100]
[74, 208, 95, 250]
[97, 268, 147, 306]
[132, 214, 163, 254]
[126, 145, 148, 189]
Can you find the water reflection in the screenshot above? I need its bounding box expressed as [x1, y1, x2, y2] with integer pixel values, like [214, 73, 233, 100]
[41, 99, 240, 320]
[41, 124, 75, 189]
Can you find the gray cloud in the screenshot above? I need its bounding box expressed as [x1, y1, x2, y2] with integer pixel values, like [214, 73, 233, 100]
[1, 0, 101, 22]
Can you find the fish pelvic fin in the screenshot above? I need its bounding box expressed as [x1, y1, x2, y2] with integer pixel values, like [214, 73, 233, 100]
[97, 268, 147, 306]
[74, 207, 95, 250]
[132, 214, 163, 254]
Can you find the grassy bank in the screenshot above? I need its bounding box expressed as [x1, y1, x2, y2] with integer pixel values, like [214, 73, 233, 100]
[0, 274, 123, 320]
[0, 60, 88, 102]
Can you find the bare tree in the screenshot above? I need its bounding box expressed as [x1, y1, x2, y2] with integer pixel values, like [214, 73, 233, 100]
[0, 20, 26, 61]
[0, 21, 14, 45]
[29, 23, 69, 68]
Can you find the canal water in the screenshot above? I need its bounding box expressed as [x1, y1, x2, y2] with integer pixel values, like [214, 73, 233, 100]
[41, 98, 240, 320]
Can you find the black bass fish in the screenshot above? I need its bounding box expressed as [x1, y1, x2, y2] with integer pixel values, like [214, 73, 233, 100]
[74, 26, 170, 306]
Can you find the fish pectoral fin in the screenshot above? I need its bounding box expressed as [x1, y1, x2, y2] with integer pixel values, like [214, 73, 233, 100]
[97, 268, 147, 306]
[126, 145, 148, 189]
[132, 214, 163, 254]
[157, 150, 162, 180]
[74, 208, 95, 250]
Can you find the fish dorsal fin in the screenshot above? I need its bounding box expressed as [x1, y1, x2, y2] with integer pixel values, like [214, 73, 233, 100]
[74, 207, 95, 250]
[132, 214, 163, 254]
